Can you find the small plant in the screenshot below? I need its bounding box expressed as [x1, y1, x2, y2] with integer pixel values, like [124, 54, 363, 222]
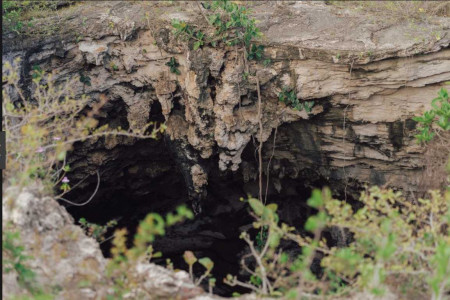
[303, 100, 315, 113]
[2, 0, 58, 34]
[183, 250, 215, 286]
[60, 176, 71, 192]
[171, 19, 196, 40]
[166, 258, 174, 270]
[193, 31, 205, 50]
[106, 205, 194, 298]
[79, 218, 118, 243]
[278, 88, 297, 105]
[3, 2, 24, 33]
[166, 57, 181, 75]
[172, 0, 263, 57]
[208, 277, 216, 294]
[278, 87, 315, 113]
[171, 18, 207, 51]
[79, 71, 91, 86]
[263, 58, 272, 67]
[109, 62, 119, 71]
[413, 88, 449, 143]
[31, 65, 43, 79]
[247, 44, 264, 61]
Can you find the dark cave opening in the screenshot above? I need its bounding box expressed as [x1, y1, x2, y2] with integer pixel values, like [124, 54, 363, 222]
[61, 103, 351, 296]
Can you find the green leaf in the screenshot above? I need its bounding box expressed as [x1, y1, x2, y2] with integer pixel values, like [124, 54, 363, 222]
[304, 212, 327, 232]
[209, 277, 216, 287]
[280, 252, 289, 264]
[193, 41, 201, 50]
[307, 189, 324, 209]
[183, 251, 197, 266]
[304, 101, 315, 113]
[199, 257, 214, 271]
[153, 251, 162, 258]
[57, 151, 66, 161]
[304, 216, 318, 232]
[438, 88, 448, 100]
[250, 275, 262, 286]
[266, 203, 278, 212]
[412, 116, 425, 122]
[268, 231, 281, 248]
[248, 198, 264, 216]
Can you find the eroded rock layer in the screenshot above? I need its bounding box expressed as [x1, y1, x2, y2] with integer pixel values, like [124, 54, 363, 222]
[3, 1, 449, 212]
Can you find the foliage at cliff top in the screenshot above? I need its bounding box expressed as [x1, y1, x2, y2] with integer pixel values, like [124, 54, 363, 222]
[171, 0, 262, 57]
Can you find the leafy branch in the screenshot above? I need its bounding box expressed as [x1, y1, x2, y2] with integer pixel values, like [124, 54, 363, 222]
[171, 0, 264, 61]
[278, 87, 315, 113]
[166, 57, 181, 75]
[413, 88, 449, 143]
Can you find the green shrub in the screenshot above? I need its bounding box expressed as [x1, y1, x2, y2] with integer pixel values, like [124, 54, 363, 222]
[413, 88, 449, 143]
[106, 206, 194, 298]
[2, 0, 58, 34]
[79, 218, 118, 243]
[171, 0, 263, 60]
[278, 87, 315, 113]
[227, 187, 449, 299]
[183, 251, 215, 287]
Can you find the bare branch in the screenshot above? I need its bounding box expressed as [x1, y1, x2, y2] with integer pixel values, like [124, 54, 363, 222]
[56, 170, 100, 207]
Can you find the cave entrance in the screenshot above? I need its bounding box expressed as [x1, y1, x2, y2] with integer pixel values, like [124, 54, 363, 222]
[63, 139, 257, 296]
[61, 108, 331, 296]
[59, 98, 253, 296]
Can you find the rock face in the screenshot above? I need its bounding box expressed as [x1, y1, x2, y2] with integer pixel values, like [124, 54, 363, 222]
[3, 2, 448, 205]
[2, 186, 106, 299]
[2, 2, 449, 296]
[2, 185, 208, 300]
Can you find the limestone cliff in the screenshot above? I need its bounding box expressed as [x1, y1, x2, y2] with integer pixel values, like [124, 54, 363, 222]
[2, 2, 449, 297]
[4, 2, 449, 205]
